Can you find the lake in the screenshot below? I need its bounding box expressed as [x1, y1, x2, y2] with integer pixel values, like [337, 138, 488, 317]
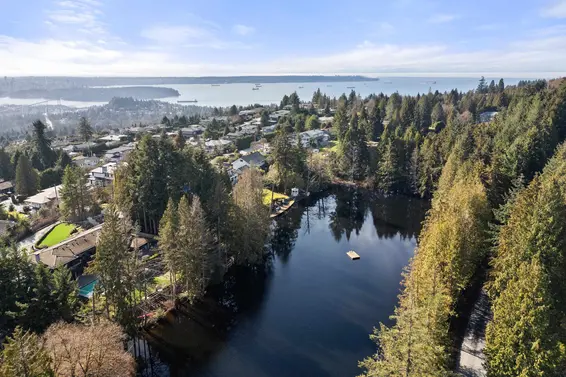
[0, 77, 527, 109]
[139, 188, 428, 377]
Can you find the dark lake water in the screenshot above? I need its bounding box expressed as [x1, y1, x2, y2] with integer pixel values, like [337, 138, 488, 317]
[139, 188, 428, 377]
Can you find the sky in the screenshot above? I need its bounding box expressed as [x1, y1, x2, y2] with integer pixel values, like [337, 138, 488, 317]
[0, 0, 566, 77]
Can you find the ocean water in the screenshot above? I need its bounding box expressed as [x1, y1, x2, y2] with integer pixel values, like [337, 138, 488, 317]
[0, 77, 526, 109]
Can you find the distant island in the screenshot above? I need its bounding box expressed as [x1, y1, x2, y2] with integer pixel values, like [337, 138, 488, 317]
[0, 76, 379, 93]
[5, 86, 180, 102]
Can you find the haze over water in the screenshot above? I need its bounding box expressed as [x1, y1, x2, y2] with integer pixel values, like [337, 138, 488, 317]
[0, 77, 527, 109]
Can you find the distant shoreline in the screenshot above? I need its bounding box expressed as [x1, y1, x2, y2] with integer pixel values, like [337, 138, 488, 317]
[6, 86, 180, 102]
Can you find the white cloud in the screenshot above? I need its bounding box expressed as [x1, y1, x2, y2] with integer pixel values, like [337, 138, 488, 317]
[541, 1, 566, 18]
[141, 25, 252, 50]
[1, 33, 566, 77]
[46, 0, 107, 37]
[233, 24, 255, 36]
[375, 22, 394, 35]
[427, 13, 459, 24]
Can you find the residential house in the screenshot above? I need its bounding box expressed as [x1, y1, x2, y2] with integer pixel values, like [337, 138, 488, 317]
[204, 139, 234, 154]
[89, 162, 117, 187]
[299, 130, 330, 148]
[98, 134, 128, 143]
[240, 141, 270, 156]
[181, 125, 206, 138]
[239, 108, 263, 118]
[64, 142, 99, 153]
[32, 225, 102, 277]
[25, 185, 62, 210]
[319, 116, 334, 126]
[262, 125, 277, 134]
[231, 152, 268, 175]
[479, 111, 499, 123]
[0, 180, 13, 196]
[269, 109, 290, 123]
[104, 144, 135, 163]
[73, 156, 100, 169]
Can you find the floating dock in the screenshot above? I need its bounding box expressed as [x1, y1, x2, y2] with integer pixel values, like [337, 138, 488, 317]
[347, 251, 360, 260]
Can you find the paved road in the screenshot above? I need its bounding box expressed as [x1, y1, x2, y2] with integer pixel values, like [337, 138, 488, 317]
[17, 224, 55, 253]
[457, 289, 491, 377]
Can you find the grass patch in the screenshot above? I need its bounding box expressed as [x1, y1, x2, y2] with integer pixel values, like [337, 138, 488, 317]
[37, 223, 77, 248]
[262, 189, 289, 206]
[320, 140, 339, 153]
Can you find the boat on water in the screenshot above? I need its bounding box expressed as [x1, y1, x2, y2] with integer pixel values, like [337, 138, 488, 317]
[252, 87, 260, 91]
[270, 199, 295, 218]
[347, 86, 356, 89]
[383, 81, 393, 84]
[178, 99, 198, 103]
[255, 83, 262, 87]
[211, 84, 221, 86]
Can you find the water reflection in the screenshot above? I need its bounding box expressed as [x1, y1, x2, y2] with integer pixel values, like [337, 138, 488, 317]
[140, 187, 428, 377]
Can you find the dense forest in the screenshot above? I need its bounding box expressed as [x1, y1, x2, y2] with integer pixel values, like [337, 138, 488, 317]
[351, 78, 566, 376]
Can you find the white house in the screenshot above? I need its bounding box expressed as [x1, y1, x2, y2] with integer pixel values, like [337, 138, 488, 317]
[73, 156, 100, 169]
[204, 139, 234, 154]
[25, 185, 62, 210]
[299, 130, 330, 148]
[89, 163, 117, 187]
[269, 110, 290, 123]
[99, 134, 128, 143]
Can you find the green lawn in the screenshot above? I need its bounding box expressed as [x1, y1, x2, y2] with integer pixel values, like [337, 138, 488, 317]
[262, 189, 289, 206]
[320, 140, 339, 153]
[37, 223, 77, 248]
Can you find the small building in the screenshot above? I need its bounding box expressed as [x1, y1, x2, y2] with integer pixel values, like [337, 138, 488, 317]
[65, 142, 99, 153]
[269, 109, 291, 123]
[299, 130, 330, 148]
[239, 108, 263, 117]
[32, 225, 102, 277]
[319, 116, 334, 126]
[479, 111, 499, 123]
[98, 134, 128, 143]
[231, 152, 268, 175]
[181, 125, 206, 138]
[204, 139, 234, 154]
[89, 162, 117, 187]
[0, 180, 13, 195]
[73, 156, 100, 169]
[25, 185, 62, 210]
[262, 125, 277, 134]
[104, 144, 135, 163]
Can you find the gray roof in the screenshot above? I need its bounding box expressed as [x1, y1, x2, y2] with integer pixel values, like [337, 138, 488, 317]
[0, 181, 13, 191]
[241, 152, 266, 166]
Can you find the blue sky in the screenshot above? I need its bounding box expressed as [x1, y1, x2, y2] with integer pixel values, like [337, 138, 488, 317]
[1, 0, 566, 76]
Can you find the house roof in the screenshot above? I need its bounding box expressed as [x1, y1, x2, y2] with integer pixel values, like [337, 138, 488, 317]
[241, 152, 266, 166]
[232, 158, 249, 171]
[33, 225, 102, 268]
[0, 181, 13, 191]
[25, 185, 62, 205]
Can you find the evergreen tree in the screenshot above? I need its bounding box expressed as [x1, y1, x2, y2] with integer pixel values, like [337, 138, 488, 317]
[15, 155, 38, 197]
[31, 120, 56, 170]
[78, 116, 93, 143]
[498, 78, 505, 93]
[174, 129, 185, 150]
[0, 327, 53, 377]
[0, 149, 14, 181]
[305, 115, 321, 130]
[339, 113, 369, 181]
[158, 198, 180, 299]
[333, 102, 349, 141]
[231, 169, 269, 265]
[177, 196, 213, 301]
[51, 266, 77, 322]
[59, 165, 92, 222]
[488, 79, 496, 93]
[88, 206, 137, 326]
[477, 76, 488, 94]
[260, 110, 270, 127]
[57, 151, 72, 170]
[430, 102, 445, 124]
